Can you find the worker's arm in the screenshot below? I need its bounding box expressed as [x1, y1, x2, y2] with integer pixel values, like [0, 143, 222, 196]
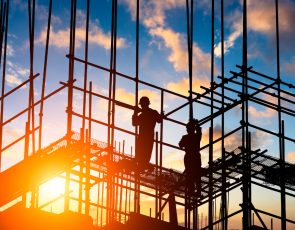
[132, 114, 138, 126]
[178, 136, 185, 149]
[196, 125, 202, 142]
[156, 110, 163, 123]
[132, 108, 140, 126]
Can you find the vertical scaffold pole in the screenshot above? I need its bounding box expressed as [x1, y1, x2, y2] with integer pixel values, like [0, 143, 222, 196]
[0, 1, 8, 173]
[155, 131, 158, 218]
[209, 0, 215, 229]
[248, 132, 252, 226]
[82, 0, 90, 147]
[220, 0, 227, 228]
[185, 0, 193, 122]
[85, 129, 90, 215]
[242, 0, 249, 227]
[275, 0, 286, 228]
[84, 0, 90, 217]
[27, 0, 36, 155]
[159, 90, 164, 218]
[281, 119, 286, 230]
[134, 0, 140, 214]
[208, 126, 213, 230]
[110, 0, 118, 220]
[107, 0, 115, 223]
[38, 0, 52, 150]
[78, 127, 83, 213]
[65, 0, 77, 212]
[0, 0, 4, 67]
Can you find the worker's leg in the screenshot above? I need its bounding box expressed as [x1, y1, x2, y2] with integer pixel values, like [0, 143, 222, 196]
[184, 154, 195, 195]
[135, 136, 144, 165]
[138, 136, 154, 171]
[195, 158, 202, 197]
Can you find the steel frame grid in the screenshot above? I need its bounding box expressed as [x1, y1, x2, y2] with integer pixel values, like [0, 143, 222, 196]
[0, 0, 294, 230]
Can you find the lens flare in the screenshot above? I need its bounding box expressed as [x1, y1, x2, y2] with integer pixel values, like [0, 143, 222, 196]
[49, 180, 63, 195]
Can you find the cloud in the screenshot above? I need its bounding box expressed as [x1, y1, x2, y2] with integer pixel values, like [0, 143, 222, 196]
[121, 0, 219, 96]
[35, 24, 126, 50]
[247, 89, 293, 122]
[214, 29, 242, 57]
[248, 106, 276, 119]
[7, 62, 30, 77]
[108, 88, 161, 108]
[8, 34, 18, 39]
[150, 27, 218, 75]
[5, 61, 30, 88]
[1, 126, 24, 157]
[94, 87, 163, 121]
[163, 151, 184, 171]
[121, 0, 185, 28]
[3, 126, 22, 140]
[201, 124, 273, 155]
[215, 0, 295, 58]
[73, 92, 83, 99]
[11, 0, 27, 11]
[16, 67, 30, 77]
[7, 60, 13, 67]
[140, 49, 153, 67]
[42, 123, 67, 134]
[34, 2, 62, 24]
[6, 74, 23, 87]
[6, 44, 14, 57]
[163, 123, 273, 171]
[51, 15, 62, 24]
[166, 74, 210, 96]
[93, 85, 108, 96]
[287, 152, 295, 163]
[283, 56, 295, 73]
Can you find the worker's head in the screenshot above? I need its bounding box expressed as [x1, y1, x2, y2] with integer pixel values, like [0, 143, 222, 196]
[139, 96, 150, 109]
[186, 120, 195, 134]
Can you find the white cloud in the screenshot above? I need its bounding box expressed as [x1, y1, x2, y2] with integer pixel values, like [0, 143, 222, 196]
[6, 44, 14, 57]
[214, 29, 242, 57]
[121, 0, 219, 98]
[5, 62, 29, 88]
[7, 60, 13, 67]
[6, 74, 23, 87]
[35, 24, 126, 50]
[215, 0, 295, 58]
[16, 66, 30, 77]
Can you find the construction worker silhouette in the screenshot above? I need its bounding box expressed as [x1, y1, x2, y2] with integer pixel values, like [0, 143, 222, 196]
[132, 96, 162, 171]
[179, 119, 202, 196]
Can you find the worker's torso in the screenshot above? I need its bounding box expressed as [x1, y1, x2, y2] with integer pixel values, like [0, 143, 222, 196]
[137, 108, 159, 137]
[181, 134, 201, 157]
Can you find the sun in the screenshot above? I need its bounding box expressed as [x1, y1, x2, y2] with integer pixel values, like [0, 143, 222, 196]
[49, 180, 64, 195]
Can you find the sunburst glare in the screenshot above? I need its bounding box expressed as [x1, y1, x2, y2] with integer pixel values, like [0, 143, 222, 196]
[49, 180, 64, 195]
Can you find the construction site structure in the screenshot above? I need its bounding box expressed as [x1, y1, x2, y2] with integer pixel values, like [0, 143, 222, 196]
[0, 0, 294, 230]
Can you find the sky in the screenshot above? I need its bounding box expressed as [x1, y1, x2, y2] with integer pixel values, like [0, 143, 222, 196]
[1, 0, 295, 229]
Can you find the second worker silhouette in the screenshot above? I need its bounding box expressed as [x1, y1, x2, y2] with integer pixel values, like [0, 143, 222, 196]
[179, 119, 202, 196]
[132, 96, 162, 171]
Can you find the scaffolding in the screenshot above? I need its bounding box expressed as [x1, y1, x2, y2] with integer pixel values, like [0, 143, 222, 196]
[0, 0, 295, 230]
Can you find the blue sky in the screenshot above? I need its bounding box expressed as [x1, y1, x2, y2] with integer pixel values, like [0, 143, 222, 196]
[1, 0, 295, 228]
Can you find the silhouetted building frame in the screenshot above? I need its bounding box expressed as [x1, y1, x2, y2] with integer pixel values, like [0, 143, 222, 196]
[0, 0, 294, 230]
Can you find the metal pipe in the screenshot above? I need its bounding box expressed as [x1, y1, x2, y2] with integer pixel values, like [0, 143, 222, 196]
[38, 0, 52, 150]
[0, 1, 8, 173]
[82, 0, 90, 144]
[155, 131, 158, 218]
[106, 0, 115, 222]
[220, 0, 227, 228]
[65, 0, 77, 212]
